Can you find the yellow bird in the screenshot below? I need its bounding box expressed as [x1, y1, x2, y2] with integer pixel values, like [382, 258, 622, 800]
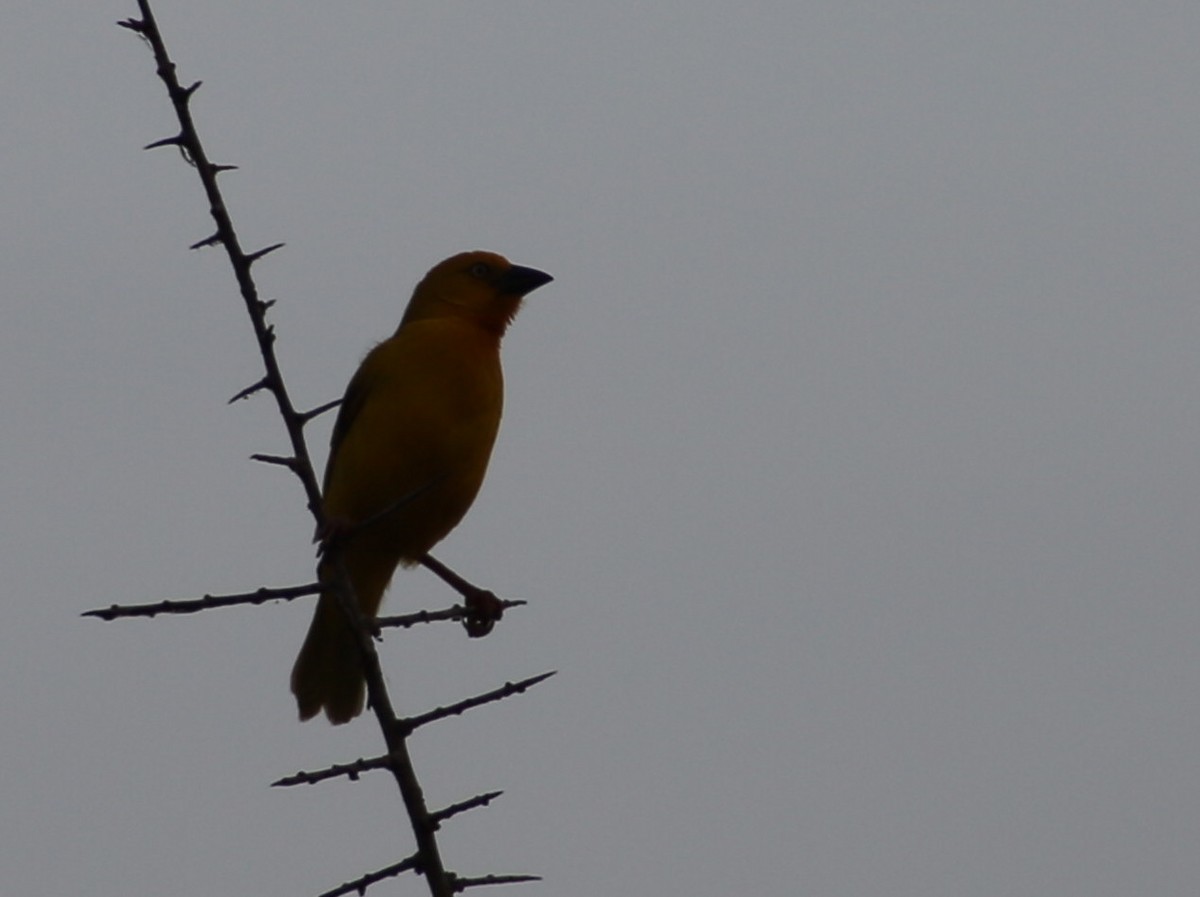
[290, 250, 552, 723]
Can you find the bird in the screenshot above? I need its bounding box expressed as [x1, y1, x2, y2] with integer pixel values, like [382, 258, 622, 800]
[290, 250, 553, 723]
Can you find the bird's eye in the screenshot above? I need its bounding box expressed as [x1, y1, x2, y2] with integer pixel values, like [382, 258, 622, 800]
[468, 262, 491, 279]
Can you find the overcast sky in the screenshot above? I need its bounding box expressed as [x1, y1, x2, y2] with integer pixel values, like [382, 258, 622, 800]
[4, 3, 1200, 895]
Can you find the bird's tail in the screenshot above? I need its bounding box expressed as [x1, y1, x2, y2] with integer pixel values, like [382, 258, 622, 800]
[290, 549, 396, 724]
[290, 590, 367, 724]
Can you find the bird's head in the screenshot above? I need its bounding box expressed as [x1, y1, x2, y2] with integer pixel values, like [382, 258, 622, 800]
[401, 250, 553, 335]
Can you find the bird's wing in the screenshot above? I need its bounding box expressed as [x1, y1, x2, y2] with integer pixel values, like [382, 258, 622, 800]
[322, 359, 374, 495]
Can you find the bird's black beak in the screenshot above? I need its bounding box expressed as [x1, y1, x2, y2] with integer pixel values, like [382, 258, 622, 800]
[498, 264, 553, 297]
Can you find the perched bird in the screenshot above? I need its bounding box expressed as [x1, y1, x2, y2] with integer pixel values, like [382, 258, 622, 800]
[290, 250, 552, 723]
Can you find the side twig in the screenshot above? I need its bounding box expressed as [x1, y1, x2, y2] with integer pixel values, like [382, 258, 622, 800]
[399, 671, 557, 736]
[83, 583, 322, 619]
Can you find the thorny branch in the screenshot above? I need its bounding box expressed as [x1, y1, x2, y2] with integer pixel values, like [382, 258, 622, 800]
[94, 3, 552, 894]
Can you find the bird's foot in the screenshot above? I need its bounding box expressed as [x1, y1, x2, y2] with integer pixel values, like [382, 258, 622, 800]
[463, 588, 504, 638]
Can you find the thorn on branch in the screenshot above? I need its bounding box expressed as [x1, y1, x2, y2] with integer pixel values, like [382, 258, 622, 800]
[250, 453, 299, 471]
[116, 17, 146, 33]
[190, 232, 223, 250]
[300, 398, 343, 424]
[246, 242, 285, 265]
[228, 377, 270, 404]
[452, 873, 543, 891]
[181, 79, 202, 100]
[208, 162, 239, 174]
[143, 134, 184, 151]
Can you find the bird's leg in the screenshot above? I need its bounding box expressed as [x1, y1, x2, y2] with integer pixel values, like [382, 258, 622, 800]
[419, 554, 504, 638]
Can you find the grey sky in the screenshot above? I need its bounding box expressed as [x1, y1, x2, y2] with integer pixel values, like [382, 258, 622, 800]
[4, 3, 1199, 895]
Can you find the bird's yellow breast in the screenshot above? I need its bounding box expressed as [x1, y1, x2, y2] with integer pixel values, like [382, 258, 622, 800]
[322, 317, 504, 563]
